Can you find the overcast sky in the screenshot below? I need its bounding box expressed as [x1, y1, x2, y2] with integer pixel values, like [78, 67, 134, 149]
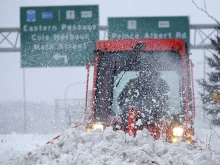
[0, 0, 220, 104]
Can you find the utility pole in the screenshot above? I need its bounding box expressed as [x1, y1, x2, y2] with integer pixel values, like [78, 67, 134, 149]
[23, 68, 27, 133]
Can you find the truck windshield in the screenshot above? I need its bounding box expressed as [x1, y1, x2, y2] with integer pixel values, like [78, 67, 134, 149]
[113, 70, 181, 114]
[94, 50, 184, 122]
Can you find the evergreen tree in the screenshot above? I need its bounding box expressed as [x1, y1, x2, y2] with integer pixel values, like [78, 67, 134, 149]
[198, 28, 220, 125]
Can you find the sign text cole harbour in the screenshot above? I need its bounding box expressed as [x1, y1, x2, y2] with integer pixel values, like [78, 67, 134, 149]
[22, 24, 97, 51]
[20, 6, 99, 67]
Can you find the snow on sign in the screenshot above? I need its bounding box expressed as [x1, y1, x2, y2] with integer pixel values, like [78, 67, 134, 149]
[20, 5, 99, 67]
[108, 16, 190, 47]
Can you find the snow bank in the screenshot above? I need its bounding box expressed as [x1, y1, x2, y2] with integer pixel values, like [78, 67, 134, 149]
[6, 127, 219, 165]
[0, 134, 55, 164]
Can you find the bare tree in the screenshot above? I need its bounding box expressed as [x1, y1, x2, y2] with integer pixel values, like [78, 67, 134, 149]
[192, 0, 220, 154]
[192, 0, 220, 24]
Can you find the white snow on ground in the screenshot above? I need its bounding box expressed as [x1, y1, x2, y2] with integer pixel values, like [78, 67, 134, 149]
[0, 134, 56, 164]
[1, 127, 220, 165]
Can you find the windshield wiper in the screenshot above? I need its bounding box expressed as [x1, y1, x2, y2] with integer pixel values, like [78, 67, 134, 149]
[113, 43, 146, 88]
[114, 58, 138, 88]
[115, 71, 126, 87]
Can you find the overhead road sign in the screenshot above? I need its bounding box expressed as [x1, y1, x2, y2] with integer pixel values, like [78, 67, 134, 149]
[108, 16, 190, 47]
[20, 5, 99, 67]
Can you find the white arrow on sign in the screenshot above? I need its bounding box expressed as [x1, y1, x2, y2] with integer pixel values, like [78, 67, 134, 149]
[53, 54, 68, 64]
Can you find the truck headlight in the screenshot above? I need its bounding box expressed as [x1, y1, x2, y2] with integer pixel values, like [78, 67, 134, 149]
[93, 123, 104, 131]
[173, 127, 184, 137]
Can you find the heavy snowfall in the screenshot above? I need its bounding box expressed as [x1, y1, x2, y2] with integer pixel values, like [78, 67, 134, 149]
[1, 121, 220, 165]
[1, 0, 220, 165]
[1, 91, 220, 164]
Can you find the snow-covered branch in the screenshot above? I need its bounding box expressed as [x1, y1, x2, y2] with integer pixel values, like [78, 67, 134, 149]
[192, 0, 220, 24]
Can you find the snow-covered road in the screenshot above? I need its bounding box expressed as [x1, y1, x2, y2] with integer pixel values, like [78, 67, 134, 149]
[1, 126, 220, 165]
[0, 134, 55, 164]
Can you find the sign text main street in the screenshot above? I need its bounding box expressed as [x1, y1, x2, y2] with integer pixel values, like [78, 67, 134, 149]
[20, 5, 99, 67]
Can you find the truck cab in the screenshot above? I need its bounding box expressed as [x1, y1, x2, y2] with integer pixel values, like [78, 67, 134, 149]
[86, 39, 195, 143]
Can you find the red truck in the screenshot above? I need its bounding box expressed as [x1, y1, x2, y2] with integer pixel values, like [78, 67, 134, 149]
[85, 38, 195, 143]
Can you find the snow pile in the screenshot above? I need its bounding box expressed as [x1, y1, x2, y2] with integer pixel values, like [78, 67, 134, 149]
[8, 127, 220, 165]
[0, 134, 56, 164]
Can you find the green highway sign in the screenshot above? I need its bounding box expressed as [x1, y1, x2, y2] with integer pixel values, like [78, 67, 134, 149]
[108, 16, 190, 47]
[20, 5, 99, 67]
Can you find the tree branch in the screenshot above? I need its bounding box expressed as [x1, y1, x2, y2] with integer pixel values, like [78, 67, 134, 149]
[192, 0, 220, 24]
